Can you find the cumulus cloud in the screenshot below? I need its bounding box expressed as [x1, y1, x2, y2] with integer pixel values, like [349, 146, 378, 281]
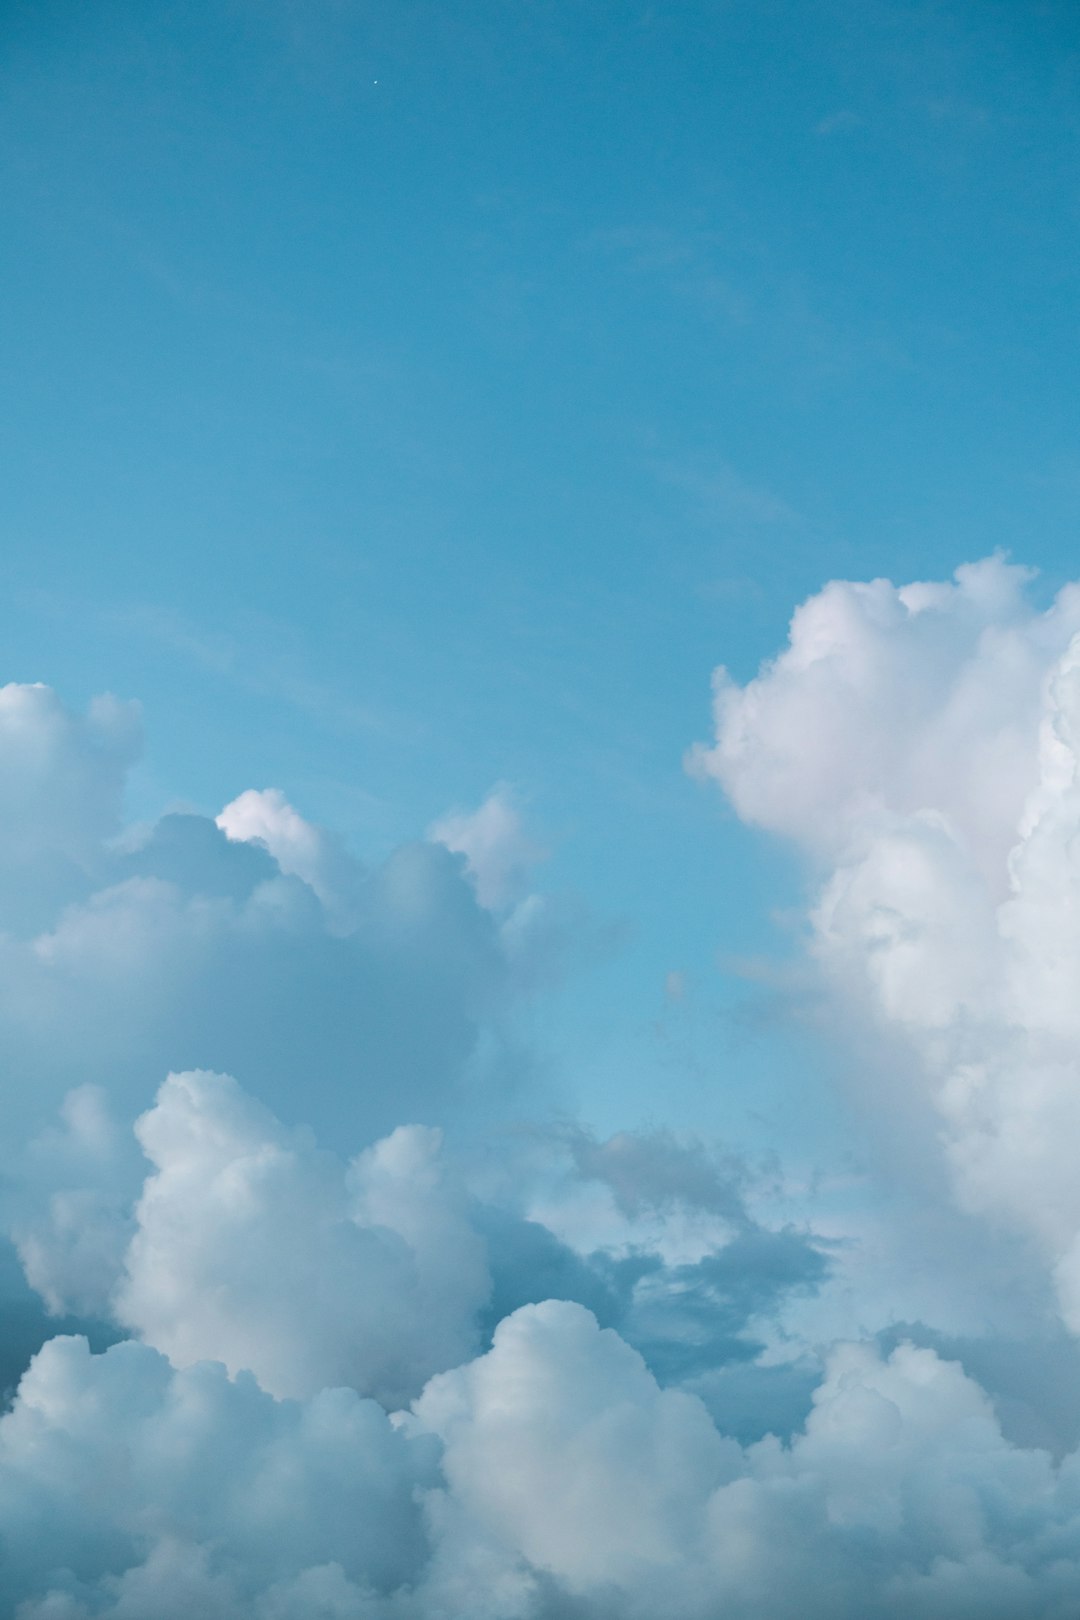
[414, 1301, 741, 1603]
[18, 1076, 827, 1425]
[0, 689, 555, 1407]
[0, 700, 526, 1158]
[690, 555, 1072, 878]
[0, 1332, 437, 1617]
[108, 1070, 491, 1406]
[694, 556, 1080, 1335]
[6, 1305, 1080, 1618]
[415, 1302, 1068, 1618]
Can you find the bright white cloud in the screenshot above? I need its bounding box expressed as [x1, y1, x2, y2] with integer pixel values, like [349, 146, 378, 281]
[695, 556, 1080, 1335]
[691, 556, 1080, 880]
[414, 1300, 740, 1598]
[113, 1070, 490, 1405]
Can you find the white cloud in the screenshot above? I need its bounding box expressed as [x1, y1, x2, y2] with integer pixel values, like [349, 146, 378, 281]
[414, 1300, 740, 1599]
[114, 1070, 490, 1405]
[690, 555, 1075, 880]
[11, 1306, 1079, 1618]
[0, 1332, 435, 1617]
[694, 556, 1080, 1334]
[418, 1304, 1080, 1617]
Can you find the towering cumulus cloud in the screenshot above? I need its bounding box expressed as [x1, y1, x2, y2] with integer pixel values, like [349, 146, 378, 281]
[11, 578, 1080, 1619]
[693, 557, 1080, 1326]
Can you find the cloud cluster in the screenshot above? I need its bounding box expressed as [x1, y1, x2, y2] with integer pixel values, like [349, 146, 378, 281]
[20, 1069, 825, 1420]
[0, 680, 818, 1381]
[0, 700, 522, 1164]
[7, 1304, 1080, 1618]
[0, 1330, 436, 1619]
[414, 1301, 1080, 1619]
[11, 578, 1080, 1620]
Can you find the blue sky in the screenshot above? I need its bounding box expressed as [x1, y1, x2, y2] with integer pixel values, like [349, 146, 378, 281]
[6, 0, 1079, 1164]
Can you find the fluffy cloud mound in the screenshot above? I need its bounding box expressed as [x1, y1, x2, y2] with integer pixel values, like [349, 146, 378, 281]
[0, 684, 529, 1166]
[217, 788, 364, 933]
[0, 1332, 437, 1618]
[6, 1306, 1080, 1618]
[414, 1300, 741, 1601]
[19, 1078, 827, 1419]
[112, 1072, 490, 1406]
[695, 556, 1080, 1331]
[691, 557, 1077, 878]
[0, 685, 565, 1421]
[414, 1301, 1080, 1619]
